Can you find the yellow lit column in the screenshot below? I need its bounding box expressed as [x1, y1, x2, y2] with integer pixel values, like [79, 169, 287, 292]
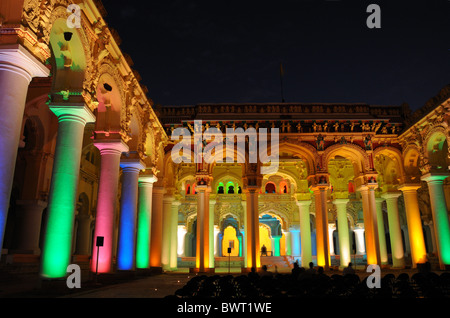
[313, 186, 330, 269]
[241, 200, 248, 266]
[375, 197, 389, 265]
[421, 173, 450, 269]
[382, 192, 405, 268]
[244, 186, 261, 270]
[334, 199, 351, 269]
[398, 184, 427, 267]
[209, 199, 216, 269]
[196, 182, 212, 272]
[297, 200, 312, 267]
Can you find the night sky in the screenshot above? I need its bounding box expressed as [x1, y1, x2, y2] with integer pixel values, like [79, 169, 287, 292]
[101, 0, 450, 112]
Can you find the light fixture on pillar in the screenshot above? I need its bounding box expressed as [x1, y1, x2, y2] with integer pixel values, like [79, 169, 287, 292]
[64, 32, 73, 42]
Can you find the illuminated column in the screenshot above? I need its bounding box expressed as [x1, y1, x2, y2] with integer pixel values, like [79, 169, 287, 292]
[75, 213, 94, 255]
[358, 184, 381, 265]
[196, 183, 211, 272]
[375, 197, 389, 265]
[209, 199, 216, 268]
[41, 104, 96, 278]
[91, 140, 129, 274]
[382, 192, 405, 268]
[421, 173, 450, 269]
[170, 200, 181, 270]
[354, 227, 366, 255]
[117, 159, 145, 271]
[328, 224, 336, 256]
[241, 200, 247, 266]
[150, 186, 165, 269]
[161, 194, 174, 270]
[135, 174, 157, 269]
[334, 199, 351, 269]
[214, 225, 220, 257]
[313, 186, 330, 269]
[272, 235, 282, 257]
[244, 186, 260, 270]
[398, 184, 427, 267]
[177, 225, 187, 257]
[0, 44, 49, 252]
[284, 230, 292, 256]
[297, 201, 312, 267]
[290, 228, 301, 258]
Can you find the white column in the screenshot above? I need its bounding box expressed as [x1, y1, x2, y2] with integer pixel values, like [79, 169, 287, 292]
[328, 224, 336, 256]
[354, 227, 366, 255]
[382, 192, 405, 268]
[0, 44, 49, 251]
[177, 225, 187, 257]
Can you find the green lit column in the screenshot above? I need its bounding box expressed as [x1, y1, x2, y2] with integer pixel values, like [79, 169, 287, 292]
[40, 104, 95, 278]
[382, 192, 405, 268]
[421, 173, 450, 269]
[297, 200, 312, 268]
[272, 235, 282, 257]
[136, 174, 157, 269]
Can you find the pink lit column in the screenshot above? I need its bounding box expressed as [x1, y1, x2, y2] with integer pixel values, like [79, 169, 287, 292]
[91, 140, 129, 273]
[0, 44, 49, 250]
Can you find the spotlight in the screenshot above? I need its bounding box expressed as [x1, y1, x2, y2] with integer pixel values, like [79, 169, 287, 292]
[103, 83, 113, 92]
[64, 32, 73, 42]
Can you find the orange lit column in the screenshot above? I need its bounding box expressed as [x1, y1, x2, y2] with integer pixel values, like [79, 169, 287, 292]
[150, 186, 165, 269]
[244, 186, 261, 270]
[196, 183, 211, 272]
[0, 44, 49, 252]
[382, 192, 405, 268]
[91, 139, 129, 273]
[334, 199, 351, 269]
[421, 173, 450, 269]
[313, 186, 330, 269]
[297, 200, 312, 268]
[398, 184, 427, 267]
[358, 184, 381, 265]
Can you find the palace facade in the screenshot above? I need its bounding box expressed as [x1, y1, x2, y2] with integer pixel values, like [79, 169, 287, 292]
[0, 1, 449, 279]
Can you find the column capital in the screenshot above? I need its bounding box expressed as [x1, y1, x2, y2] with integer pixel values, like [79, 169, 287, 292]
[381, 191, 402, 200]
[0, 44, 50, 81]
[49, 103, 96, 125]
[421, 172, 450, 183]
[333, 198, 349, 206]
[398, 183, 421, 192]
[94, 139, 129, 155]
[139, 174, 158, 186]
[296, 200, 312, 208]
[120, 158, 146, 172]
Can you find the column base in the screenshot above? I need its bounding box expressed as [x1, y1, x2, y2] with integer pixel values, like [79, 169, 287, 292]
[189, 267, 215, 274]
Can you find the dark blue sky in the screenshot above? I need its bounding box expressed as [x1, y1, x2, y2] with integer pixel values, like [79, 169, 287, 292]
[102, 0, 450, 111]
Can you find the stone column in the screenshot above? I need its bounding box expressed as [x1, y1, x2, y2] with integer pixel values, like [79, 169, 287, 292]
[135, 174, 157, 269]
[209, 199, 216, 269]
[272, 235, 282, 257]
[354, 227, 366, 255]
[117, 159, 145, 271]
[313, 186, 330, 269]
[244, 186, 260, 270]
[334, 199, 351, 269]
[150, 186, 165, 269]
[91, 140, 129, 274]
[170, 200, 181, 270]
[161, 194, 174, 270]
[75, 213, 94, 256]
[214, 225, 220, 257]
[297, 201, 311, 267]
[177, 225, 187, 258]
[382, 192, 405, 268]
[398, 184, 427, 268]
[328, 224, 336, 256]
[196, 183, 211, 272]
[41, 104, 96, 278]
[0, 44, 49, 252]
[12, 200, 47, 254]
[290, 228, 301, 258]
[421, 173, 450, 269]
[375, 197, 389, 265]
[284, 230, 292, 256]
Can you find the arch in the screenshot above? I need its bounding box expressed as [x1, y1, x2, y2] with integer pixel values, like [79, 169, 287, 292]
[275, 141, 318, 175]
[424, 128, 449, 172]
[323, 143, 370, 176]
